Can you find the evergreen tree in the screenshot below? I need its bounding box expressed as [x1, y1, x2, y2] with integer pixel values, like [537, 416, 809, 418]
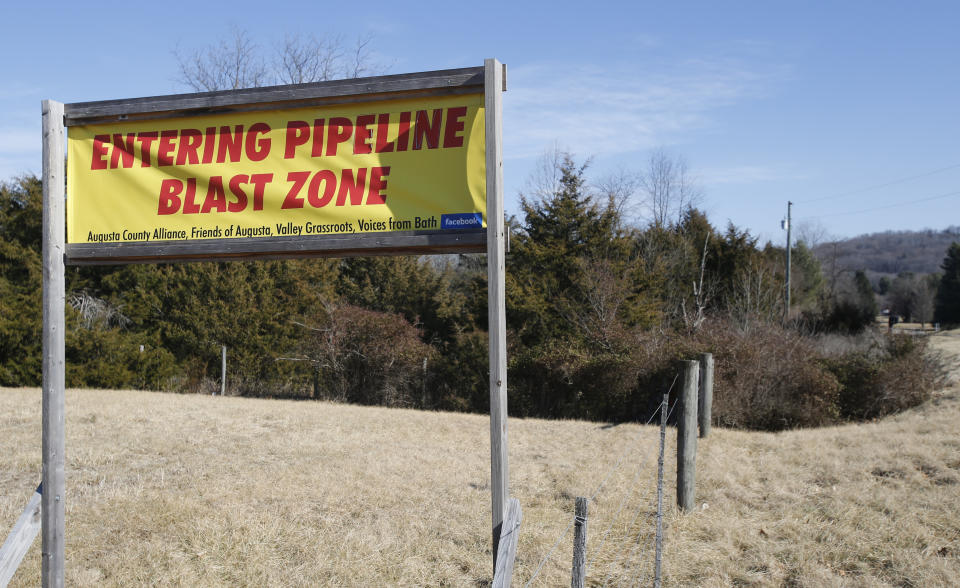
[822, 270, 877, 333]
[934, 242, 960, 324]
[336, 256, 472, 345]
[853, 269, 879, 323]
[0, 177, 42, 385]
[507, 154, 625, 347]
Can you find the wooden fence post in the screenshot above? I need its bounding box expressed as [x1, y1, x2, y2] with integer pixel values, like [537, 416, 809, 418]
[220, 345, 227, 396]
[571, 497, 588, 588]
[698, 352, 714, 438]
[677, 360, 699, 511]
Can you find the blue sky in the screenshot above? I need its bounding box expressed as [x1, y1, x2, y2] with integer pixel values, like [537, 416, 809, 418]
[2, 0, 958, 243]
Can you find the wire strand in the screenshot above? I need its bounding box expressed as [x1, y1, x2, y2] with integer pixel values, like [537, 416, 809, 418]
[587, 453, 652, 571]
[600, 397, 679, 587]
[586, 382, 678, 574]
[629, 522, 657, 588]
[796, 162, 960, 204]
[798, 188, 960, 219]
[666, 397, 679, 421]
[588, 380, 674, 503]
[524, 382, 679, 586]
[523, 516, 576, 587]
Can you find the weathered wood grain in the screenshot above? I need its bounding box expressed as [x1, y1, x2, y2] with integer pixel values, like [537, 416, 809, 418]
[677, 360, 700, 511]
[491, 498, 521, 588]
[698, 352, 714, 438]
[0, 485, 42, 587]
[571, 497, 588, 588]
[64, 67, 484, 126]
[41, 99, 66, 588]
[484, 58, 509, 571]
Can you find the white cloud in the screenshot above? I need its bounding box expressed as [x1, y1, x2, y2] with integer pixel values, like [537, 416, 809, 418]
[0, 156, 39, 181]
[0, 82, 40, 100]
[503, 57, 788, 160]
[0, 123, 41, 179]
[699, 165, 808, 185]
[0, 128, 40, 155]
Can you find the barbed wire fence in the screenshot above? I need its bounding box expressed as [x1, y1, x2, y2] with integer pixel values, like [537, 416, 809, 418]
[523, 378, 680, 587]
[522, 353, 712, 587]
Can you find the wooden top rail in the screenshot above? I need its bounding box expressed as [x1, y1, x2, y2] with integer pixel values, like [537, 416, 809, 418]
[63, 67, 485, 126]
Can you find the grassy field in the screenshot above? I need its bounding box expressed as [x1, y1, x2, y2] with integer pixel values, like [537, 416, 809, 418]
[2, 330, 959, 586]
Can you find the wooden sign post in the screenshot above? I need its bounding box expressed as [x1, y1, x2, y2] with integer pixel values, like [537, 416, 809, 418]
[484, 58, 509, 570]
[41, 99, 66, 588]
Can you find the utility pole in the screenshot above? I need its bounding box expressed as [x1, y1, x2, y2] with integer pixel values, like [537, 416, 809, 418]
[784, 201, 792, 321]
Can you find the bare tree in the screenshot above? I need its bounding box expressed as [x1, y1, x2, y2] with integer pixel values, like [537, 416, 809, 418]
[893, 273, 939, 327]
[277, 33, 344, 85]
[820, 242, 847, 301]
[175, 29, 380, 91]
[914, 275, 938, 328]
[638, 148, 702, 228]
[175, 29, 270, 91]
[727, 261, 783, 332]
[595, 166, 643, 231]
[343, 34, 377, 79]
[277, 33, 376, 84]
[680, 235, 711, 330]
[794, 219, 831, 249]
[521, 144, 569, 203]
[558, 257, 633, 352]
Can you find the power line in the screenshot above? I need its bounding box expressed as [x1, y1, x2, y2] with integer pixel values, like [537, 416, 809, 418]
[798, 188, 960, 220]
[796, 162, 960, 204]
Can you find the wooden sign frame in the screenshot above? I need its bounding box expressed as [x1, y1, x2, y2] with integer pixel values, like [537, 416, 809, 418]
[39, 58, 509, 585]
[64, 66, 493, 265]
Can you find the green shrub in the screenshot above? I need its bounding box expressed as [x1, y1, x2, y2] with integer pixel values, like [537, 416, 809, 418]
[573, 353, 647, 422]
[425, 329, 489, 413]
[66, 326, 177, 391]
[507, 341, 583, 418]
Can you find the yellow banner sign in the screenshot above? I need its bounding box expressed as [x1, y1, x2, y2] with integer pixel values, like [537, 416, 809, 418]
[67, 93, 486, 245]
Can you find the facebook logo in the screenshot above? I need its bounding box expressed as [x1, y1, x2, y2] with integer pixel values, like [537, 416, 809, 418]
[441, 213, 483, 229]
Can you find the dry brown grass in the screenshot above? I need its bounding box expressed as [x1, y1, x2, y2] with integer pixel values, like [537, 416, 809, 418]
[660, 330, 960, 586]
[2, 331, 959, 586]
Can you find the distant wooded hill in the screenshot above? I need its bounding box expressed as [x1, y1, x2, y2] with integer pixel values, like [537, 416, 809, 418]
[813, 227, 960, 276]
